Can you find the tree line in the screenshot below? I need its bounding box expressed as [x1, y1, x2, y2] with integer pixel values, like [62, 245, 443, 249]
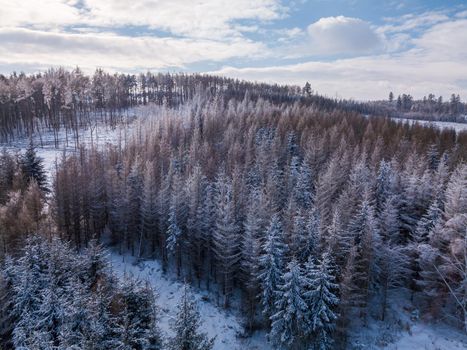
[1, 68, 422, 147]
[0, 68, 305, 145]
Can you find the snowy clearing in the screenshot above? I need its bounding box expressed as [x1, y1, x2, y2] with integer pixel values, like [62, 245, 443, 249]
[109, 252, 271, 350]
[392, 117, 467, 133]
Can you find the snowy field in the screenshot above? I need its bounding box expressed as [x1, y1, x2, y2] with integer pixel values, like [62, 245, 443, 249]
[392, 117, 467, 133]
[362, 114, 467, 133]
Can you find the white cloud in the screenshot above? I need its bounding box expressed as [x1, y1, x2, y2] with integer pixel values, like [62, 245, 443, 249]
[0, 27, 266, 72]
[0, 1, 465, 101]
[414, 19, 467, 60]
[455, 10, 467, 18]
[0, 0, 286, 40]
[83, 0, 286, 39]
[0, 0, 81, 28]
[209, 14, 467, 100]
[379, 11, 450, 33]
[211, 54, 467, 101]
[211, 18, 467, 101]
[305, 16, 383, 55]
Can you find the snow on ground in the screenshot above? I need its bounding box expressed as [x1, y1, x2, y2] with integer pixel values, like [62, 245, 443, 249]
[109, 252, 271, 350]
[110, 252, 467, 350]
[362, 114, 467, 133]
[0, 107, 153, 184]
[348, 292, 467, 350]
[392, 117, 467, 133]
[388, 323, 467, 350]
[350, 315, 467, 350]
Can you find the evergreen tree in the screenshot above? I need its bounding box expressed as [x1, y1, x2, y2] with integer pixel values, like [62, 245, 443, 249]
[126, 159, 143, 255]
[240, 188, 263, 330]
[113, 279, 163, 350]
[212, 175, 239, 308]
[326, 209, 352, 268]
[21, 140, 48, 192]
[168, 283, 214, 350]
[347, 196, 381, 322]
[305, 252, 339, 350]
[258, 214, 287, 320]
[295, 160, 314, 210]
[166, 200, 183, 276]
[378, 194, 401, 243]
[140, 161, 159, 256]
[270, 259, 309, 349]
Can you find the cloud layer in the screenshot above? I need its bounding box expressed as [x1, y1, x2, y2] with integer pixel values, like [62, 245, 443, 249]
[1, 1, 466, 100]
[212, 17, 467, 100]
[0, 27, 265, 71]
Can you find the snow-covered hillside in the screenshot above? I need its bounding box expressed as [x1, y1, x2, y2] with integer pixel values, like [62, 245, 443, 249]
[109, 252, 271, 350]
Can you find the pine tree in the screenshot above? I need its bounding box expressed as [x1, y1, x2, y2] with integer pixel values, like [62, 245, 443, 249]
[195, 180, 216, 290]
[414, 199, 443, 244]
[168, 283, 214, 350]
[166, 200, 183, 277]
[240, 188, 263, 330]
[305, 252, 339, 350]
[315, 153, 346, 229]
[378, 194, 401, 243]
[293, 207, 320, 263]
[126, 159, 143, 255]
[21, 140, 48, 192]
[270, 259, 309, 349]
[294, 160, 313, 210]
[347, 196, 381, 323]
[326, 209, 352, 268]
[212, 175, 239, 308]
[113, 279, 163, 350]
[335, 246, 358, 347]
[83, 239, 110, 289]
[258, 214, 287, 320]
[140, 161, 158, 256]
[375, 160, 396, 214]
[60, 277, 94, 349]
[378, 244, 410, 320]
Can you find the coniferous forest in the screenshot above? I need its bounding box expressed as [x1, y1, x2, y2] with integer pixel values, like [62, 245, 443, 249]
[0, 69, 466, 350]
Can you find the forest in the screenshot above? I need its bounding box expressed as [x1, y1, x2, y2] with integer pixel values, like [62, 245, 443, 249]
[3, 68, 464, 146]
[0, 69, 466, 350]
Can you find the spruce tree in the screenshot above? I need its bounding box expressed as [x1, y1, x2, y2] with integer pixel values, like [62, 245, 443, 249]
[258, 214, 287, 320]
[168, 283, 214, 350]
[270, 259, 309, 349]
[305, 252, 339, 350]
[166, 200, 183, 276]
[21, 140, 48, 192]
[212, 176, 239, 308]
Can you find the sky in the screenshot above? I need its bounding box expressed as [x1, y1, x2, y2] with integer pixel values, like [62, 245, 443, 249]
[1, 0, 467, 100]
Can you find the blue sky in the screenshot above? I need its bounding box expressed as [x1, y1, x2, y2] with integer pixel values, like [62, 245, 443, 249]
[1, 0, 466, 100]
